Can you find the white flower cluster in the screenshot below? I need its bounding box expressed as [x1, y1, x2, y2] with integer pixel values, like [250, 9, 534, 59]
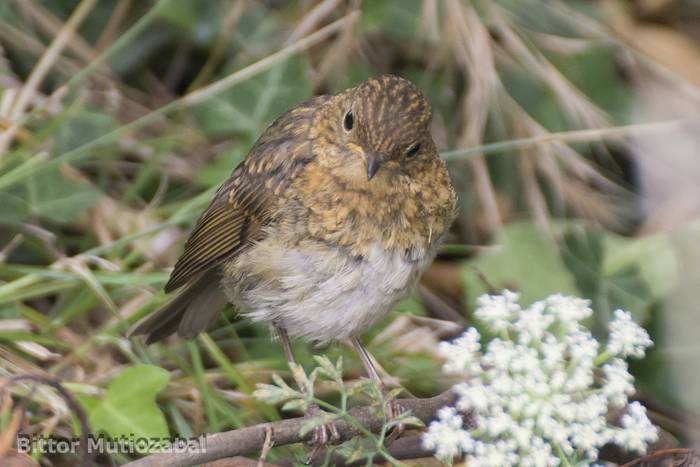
[422, 291, 657, 466]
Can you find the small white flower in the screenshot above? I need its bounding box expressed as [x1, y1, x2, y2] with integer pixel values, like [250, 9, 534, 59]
[602, 358, 635, 407]
[440, 327, 481, 374]
[565, 330, 598, 363]
[607, 310, 653, 359]
[422, 406, 473, 461]
[455, 382, 493, 412]
[615, 401, 658, 453]
[483, 407, 512, 436]
[475, 290, 520, 332]
[514, 300, 554, 344]
[544, 294, 592, 332]
[521, 436, 560, 466]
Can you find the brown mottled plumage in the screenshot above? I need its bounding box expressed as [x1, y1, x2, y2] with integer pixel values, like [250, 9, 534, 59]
[129, 75, 457, 439]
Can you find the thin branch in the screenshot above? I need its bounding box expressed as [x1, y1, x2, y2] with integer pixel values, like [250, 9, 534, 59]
[124, 390, 456, 467]
[619, 448, 697, 467]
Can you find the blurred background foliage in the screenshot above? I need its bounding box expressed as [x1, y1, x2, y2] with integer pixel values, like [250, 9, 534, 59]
[1, 0, 699, 465]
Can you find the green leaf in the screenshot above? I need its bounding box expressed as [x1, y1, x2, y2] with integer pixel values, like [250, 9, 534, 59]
[253, 383, 294, 405]
[348, 378, 383, 400]
[193, 56, 311, 139]
[394, 296, 427, 316]
[396, 415, 424, 428]
[461, 221, 579, 307]
[0, 168, 101, 224]
[334, 436, 376, 464]
[312, 355, 343, 383]
[362, 0, 429, 42]
[299, 412, 338, 437]
[195, 141, 247, 188]
[84, 365, 170, 448]
[561, 227, 654, 327]
[52, 110, 117, 156]
[602, 233, 679, 301]
[281, 397, 307, 413]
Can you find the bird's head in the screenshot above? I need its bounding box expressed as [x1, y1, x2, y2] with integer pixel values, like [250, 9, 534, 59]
[314, 75, 436, 183]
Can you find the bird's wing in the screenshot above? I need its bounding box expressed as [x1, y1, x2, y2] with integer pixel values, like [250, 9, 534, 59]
[164, 97, 325, 292]
[164, 173, 265, 292]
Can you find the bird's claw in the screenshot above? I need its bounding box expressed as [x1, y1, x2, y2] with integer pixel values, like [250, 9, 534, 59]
[305, 403, 340, 460]
[384, 397, 406, 443]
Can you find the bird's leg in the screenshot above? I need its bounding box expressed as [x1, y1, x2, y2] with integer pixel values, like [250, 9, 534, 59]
[273, 323, 339, 448]
[351, 338, 405, 438]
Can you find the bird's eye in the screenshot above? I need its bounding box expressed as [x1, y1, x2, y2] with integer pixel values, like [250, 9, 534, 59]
[343, 110, 354, 132]
[406, 142, 421, 158]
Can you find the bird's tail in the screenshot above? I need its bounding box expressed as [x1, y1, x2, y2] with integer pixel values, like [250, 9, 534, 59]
[127, 270, 227, 344]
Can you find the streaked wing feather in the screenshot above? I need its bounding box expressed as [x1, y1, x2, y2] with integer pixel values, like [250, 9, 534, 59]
[164, 180, 264, 292]
[163, 94, 327, 293]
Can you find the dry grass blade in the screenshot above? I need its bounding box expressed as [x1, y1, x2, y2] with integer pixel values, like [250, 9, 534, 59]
[187, 0, 248, 91]
[182, 11, 361, 108]
[445, 0, 502, 231]
[0, 10, 360, 192]
[491, 3, 609, 129]
[16, 0, 97, 63]
[0, 0, 97, 155]
[441, 119, 685, 160]
[286, 0, 344, 45]
[0, 19, 82, 79]
[95, 0, 134, 53]
[0, 375, 93, 465]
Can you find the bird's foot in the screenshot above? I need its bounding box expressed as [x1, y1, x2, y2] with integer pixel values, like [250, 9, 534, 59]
[384, 394, 407, 443]
[305, 403, 340, 457]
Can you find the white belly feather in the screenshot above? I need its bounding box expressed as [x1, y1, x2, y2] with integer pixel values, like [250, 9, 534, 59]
[222, 241, 432, 344]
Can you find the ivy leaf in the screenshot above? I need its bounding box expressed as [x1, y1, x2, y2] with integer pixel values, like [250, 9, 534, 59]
[84, 365, 170, 449]
[462, 221, 579, 307]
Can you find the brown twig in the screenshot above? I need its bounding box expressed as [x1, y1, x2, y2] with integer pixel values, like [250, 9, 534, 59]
[619, 448, 697, 467]
[257, 426, 274, 467]
[123, 390, 456, 467]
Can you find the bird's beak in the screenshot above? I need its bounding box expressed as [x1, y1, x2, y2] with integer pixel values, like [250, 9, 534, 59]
[365, 152, 383, 181]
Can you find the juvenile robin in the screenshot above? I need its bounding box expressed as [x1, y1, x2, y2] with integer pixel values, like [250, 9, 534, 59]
[129, 74, 457, 442]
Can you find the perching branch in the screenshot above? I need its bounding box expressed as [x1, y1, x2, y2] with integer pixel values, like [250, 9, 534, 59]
[124, 390, 457, 467]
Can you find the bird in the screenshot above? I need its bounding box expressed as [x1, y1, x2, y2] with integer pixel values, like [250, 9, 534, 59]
[129, 74, 457, 443]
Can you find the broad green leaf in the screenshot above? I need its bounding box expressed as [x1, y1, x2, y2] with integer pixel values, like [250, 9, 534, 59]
[561, 228, 654, 326]
[0, 169, 100, 224]
[362, 0, 429, 42]
[461, 221, 579, 307]
[193, 57, 311, 139]
[603, 233, 679, 301]
[195, 141, 247, 188]
[52, 110, 117, 156]
[86, 365, 170, 445]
